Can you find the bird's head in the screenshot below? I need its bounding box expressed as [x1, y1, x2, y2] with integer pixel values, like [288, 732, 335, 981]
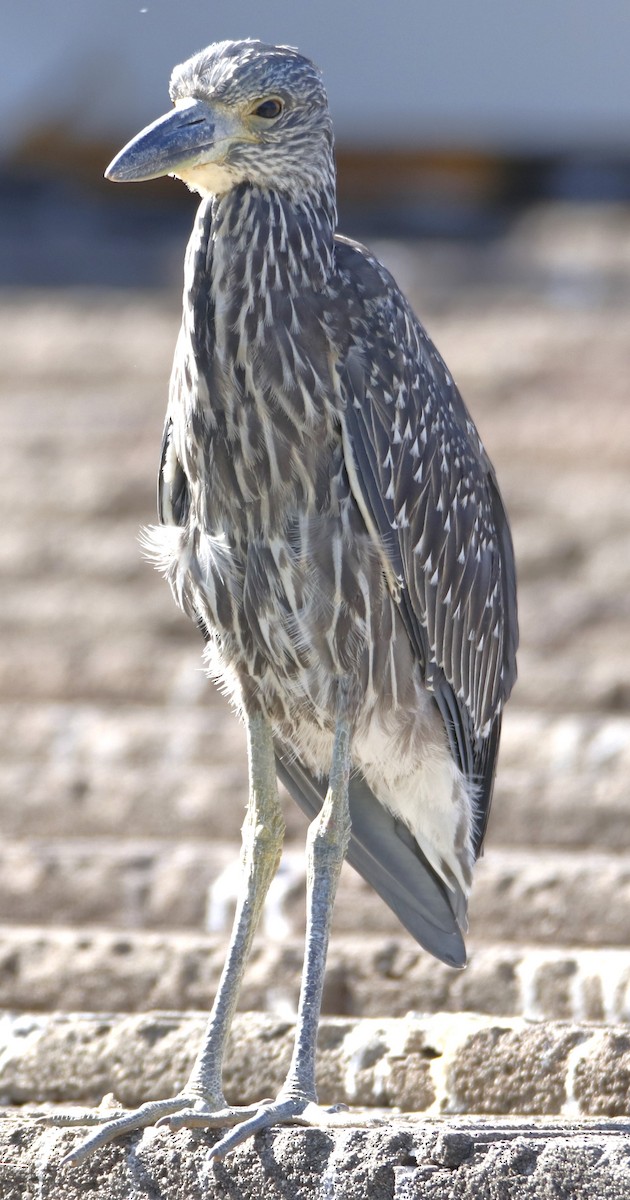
[105, 39, 335, 201]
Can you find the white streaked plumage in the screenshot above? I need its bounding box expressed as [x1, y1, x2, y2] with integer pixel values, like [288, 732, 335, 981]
[60, 39, 518, 1165]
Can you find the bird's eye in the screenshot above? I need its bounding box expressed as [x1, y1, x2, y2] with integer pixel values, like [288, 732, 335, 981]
[253, 98, 283, 119]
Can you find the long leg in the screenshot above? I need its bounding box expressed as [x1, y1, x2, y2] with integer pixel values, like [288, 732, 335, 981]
[60, 710, 285, 1166]
[177, 699, 354, 1158]
[185, 710, 286, 1102]
[280, 705, 352, 1102]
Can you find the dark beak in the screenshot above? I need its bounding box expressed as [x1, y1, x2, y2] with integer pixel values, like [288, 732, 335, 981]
[105, 98, 216, 183]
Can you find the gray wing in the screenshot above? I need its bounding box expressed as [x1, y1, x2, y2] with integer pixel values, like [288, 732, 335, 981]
[334, 237, 518, 854]
[276, 748, 466, 967]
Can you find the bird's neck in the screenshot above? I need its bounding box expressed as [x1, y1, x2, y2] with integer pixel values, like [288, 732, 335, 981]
[209, 181, 337, 291]
[178, 179, 340, 520]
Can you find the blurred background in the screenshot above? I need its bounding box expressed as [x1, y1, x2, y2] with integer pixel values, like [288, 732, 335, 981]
[1, 1, 630, 1030]
[5, 0, 630, 286]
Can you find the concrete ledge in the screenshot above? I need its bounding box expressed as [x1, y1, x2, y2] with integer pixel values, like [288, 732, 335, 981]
[0, 840, 628, 947]
[491, 711, 630, 850]
[3, 1114, 630, 1199]
[2, 929, 630, 1023]
[2, 703, 630, 848]
[2, 1011, 630, 1119]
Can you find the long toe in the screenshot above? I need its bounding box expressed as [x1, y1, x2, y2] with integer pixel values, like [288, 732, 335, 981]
[204, 1097, 363, 1161]
[161, 1100, 269, 1131]
[57, 1093, 351, 1166]
[59, 1095, 213, 1167]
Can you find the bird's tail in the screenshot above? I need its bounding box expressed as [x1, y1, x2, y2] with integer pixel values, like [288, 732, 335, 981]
[275, 746, 467, 968]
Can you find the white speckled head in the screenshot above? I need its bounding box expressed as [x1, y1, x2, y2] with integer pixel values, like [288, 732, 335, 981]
[106, 39, 335, 200]
[169, 39, 334, 196]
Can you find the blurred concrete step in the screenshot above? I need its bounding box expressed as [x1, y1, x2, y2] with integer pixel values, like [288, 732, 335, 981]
[489, 709, 630, 849]
[3, 702, 630, 846]
[2, 1009, 630, 1120]
[0, 700, 307, 842]
[2, 927, 630, 1024]
[0, 591, 202, 707]
[1, 701, 253, 841]
[0, 838, 627, 947]
[5, 1114, 630, 1200]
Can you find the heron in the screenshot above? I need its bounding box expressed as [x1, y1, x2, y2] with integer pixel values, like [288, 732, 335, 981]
[62, 39, 517, 1164]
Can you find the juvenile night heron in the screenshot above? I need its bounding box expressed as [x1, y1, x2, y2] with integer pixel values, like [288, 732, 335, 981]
[63, 39, 517, 1163]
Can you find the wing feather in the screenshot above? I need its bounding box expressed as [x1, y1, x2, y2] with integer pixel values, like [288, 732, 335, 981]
[334, 238, 518, 845]
[158, 416, 189, 527]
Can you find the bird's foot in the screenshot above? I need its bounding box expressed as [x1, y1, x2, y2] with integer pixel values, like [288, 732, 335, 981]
[51, 1090, 351, 1166]
[46, 1093, 221, 1167]
[162, 1092, 351, 1161]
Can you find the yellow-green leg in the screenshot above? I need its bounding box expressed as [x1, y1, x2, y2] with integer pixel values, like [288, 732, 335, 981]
[59, 711, 285, 1166]
[175, 704, 354, 1159]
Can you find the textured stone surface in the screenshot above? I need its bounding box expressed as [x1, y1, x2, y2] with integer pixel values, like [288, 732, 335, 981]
[573, 1031, 630, 1118]
[0, 838, 627, 947]
[488, 712, 630, 850]
[1, 1010, 629, 1119]
[3, 930, 630, 1023]
[0, 701, 254, 841]
[446, 1022, 586, 1115]
[3, 1115, 630, 1199]
[469, 850, 630, 947]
